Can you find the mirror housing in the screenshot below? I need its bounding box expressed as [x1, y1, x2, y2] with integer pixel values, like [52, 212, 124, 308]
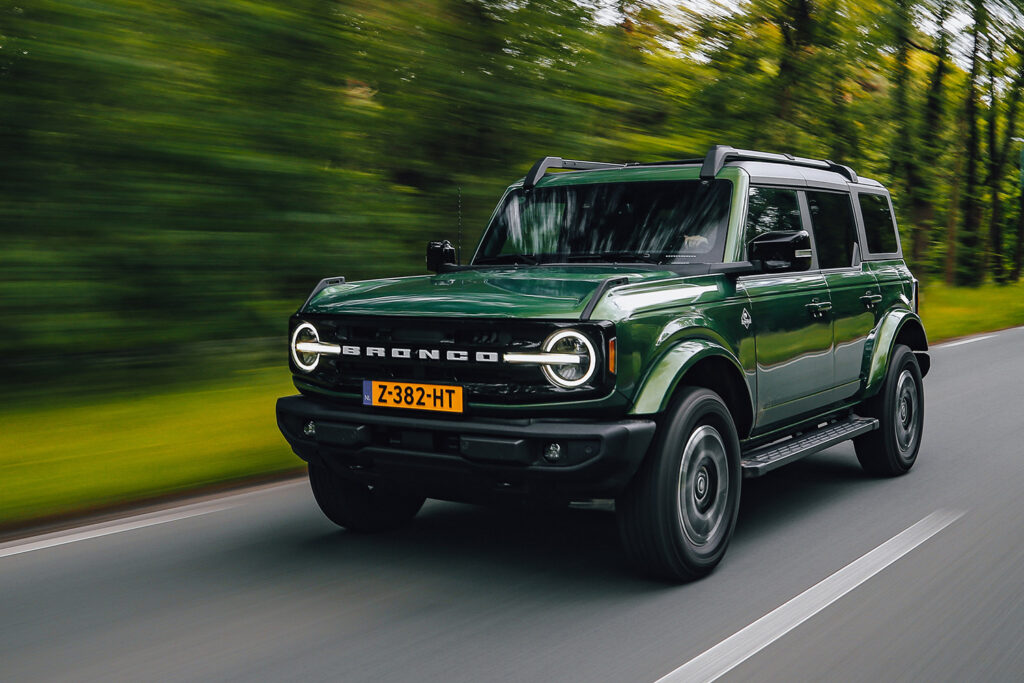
[426, 240, 458, 273]
[747, 230, 812, 273]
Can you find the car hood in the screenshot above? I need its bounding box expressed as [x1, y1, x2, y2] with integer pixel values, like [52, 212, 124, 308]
[302, 266, 681, 319]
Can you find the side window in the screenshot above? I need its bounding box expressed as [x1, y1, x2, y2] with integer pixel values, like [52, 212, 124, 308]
[806, 191, 858, 269]
[744, 187, 802, 258]
[859, 193, 899, 253]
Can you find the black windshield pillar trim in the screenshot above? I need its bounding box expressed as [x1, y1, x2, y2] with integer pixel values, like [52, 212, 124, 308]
[301, 276, 346, 311]
[581, 277, 630, 320]
[700, 145, 736, 180]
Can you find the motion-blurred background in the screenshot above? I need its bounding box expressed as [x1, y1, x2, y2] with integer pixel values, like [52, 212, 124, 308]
[2, 0, 1023, 526]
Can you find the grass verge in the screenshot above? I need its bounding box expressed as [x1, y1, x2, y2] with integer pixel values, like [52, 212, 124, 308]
[2, 281, 1022, 529]
[919, 280, 1024, 341]
[0, 367, 299, 527]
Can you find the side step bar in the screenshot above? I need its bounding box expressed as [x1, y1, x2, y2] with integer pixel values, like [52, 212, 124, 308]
[741, 416, 878, 478]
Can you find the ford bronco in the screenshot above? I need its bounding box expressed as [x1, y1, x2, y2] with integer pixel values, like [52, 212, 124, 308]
[276, 145, 929, 580]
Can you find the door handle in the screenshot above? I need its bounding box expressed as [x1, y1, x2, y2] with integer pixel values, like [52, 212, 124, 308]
[860, 293, 883, 308]
[805, 300, 832, 318]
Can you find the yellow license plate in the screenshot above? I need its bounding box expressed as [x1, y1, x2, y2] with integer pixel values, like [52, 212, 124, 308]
[362, 380, 463, 413]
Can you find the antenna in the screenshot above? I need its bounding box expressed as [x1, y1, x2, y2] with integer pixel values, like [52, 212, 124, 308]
[457, 186, 463, 265]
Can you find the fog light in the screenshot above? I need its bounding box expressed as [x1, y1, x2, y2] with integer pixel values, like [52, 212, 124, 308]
[303, 421, 316, 437]
[544, 442, 562, 463]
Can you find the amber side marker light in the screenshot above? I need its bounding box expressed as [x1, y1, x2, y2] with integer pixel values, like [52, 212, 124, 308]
[608, 338, 617, 374]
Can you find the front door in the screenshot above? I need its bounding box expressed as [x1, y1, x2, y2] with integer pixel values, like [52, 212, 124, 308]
[739, 187, 834, 431]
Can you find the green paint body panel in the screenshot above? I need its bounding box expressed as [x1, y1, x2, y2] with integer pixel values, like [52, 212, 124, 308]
[738, 271, 834, 426]
[287, 162, 926, 446]
[863, 308, 928, 398]
[630, 338, 753, 416]
[305, 266, 678, 319]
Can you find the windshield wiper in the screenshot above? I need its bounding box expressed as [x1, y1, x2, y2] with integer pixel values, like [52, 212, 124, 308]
[561, 252, 664, 264]
[473, 253, 540, 265]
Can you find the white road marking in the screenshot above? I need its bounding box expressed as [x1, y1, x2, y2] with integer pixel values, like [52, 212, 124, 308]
[935, 334, 996, 348]
[0, 480, 305, 560]
[655, 509, 964, 683]
[0, 504, 233, 559]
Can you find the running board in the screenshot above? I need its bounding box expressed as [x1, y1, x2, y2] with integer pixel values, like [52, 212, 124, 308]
[741, 417, 879, 478]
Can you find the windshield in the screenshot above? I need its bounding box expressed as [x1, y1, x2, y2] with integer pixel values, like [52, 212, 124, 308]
[474, 179, 732, 265]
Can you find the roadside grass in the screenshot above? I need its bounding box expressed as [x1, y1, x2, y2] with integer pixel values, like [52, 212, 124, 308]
[0, 367, 300, 527]
[919, 280, 1024, 342]
[2, 281, 1022, 529]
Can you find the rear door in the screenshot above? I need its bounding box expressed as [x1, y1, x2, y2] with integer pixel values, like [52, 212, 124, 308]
[857, 190, 909, 317]
[738, 187, 834, 430]
[805, 189, 881, 400]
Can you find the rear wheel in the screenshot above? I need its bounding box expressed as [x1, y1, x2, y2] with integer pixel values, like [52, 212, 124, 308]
[855, 344, 924, 476]
[308, 464, 425, 532]
[617, 387, 741, 581]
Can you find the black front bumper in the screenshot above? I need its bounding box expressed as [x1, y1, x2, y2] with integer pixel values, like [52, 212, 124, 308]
[276, 395, 656, 503]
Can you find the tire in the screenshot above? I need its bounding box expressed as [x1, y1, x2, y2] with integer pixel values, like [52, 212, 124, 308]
[616, 387, 742, 581]
[854, 344, 924, 477]
[308, 464, 425, 533]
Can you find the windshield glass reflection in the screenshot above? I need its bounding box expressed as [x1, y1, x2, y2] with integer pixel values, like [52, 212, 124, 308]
[476, 179, 733, 265]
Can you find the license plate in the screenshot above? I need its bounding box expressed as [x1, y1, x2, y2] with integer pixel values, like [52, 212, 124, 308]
[362, 380, 463, 413]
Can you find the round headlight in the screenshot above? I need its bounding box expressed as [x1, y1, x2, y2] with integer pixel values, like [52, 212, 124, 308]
[291, 322, 321, 372]
[541, 329, 596, 388]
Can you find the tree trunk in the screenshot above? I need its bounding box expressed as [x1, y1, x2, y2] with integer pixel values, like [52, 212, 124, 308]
[891, 0, 912, 183]
[773, 0, 815, 147]
[910, 0, 951, 262]
[891, 0, 929, 266]
[986, 59, 1024, 284]
[946, 111, 967, 285]
[985, 41, 1000, 280]
[956, 2, 985, 287]
[827, 63, 856, 162]
[1013, 189, 1024, 281]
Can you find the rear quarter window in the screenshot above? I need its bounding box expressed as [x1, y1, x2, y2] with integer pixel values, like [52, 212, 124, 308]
[858, 193, 899, 254]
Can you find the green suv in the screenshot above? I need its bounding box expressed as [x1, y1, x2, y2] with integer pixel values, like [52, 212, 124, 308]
[276, 145, 929, 580]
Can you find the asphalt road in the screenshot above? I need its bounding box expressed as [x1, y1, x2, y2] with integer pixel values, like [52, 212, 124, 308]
[3, 327, 1024, 682]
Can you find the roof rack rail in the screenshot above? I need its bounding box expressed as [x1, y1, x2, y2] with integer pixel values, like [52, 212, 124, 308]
[699, 145, 858, 183]
[628, 157, 704, 167]
[523, 157, 625, 190]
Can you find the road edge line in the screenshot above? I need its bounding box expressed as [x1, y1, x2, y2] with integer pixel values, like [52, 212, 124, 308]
[931, 324, 1023, 348]
[0, 504, 235, 559]
[655, 509, 965, 683]
[0, 479, 306, 558]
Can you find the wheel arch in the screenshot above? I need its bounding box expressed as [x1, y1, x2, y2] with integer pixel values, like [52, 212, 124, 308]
[864, 310, 929, 399]
[630, 339, 754, 440]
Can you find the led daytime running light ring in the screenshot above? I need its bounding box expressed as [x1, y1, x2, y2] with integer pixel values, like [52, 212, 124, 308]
[541, 329, 596, 388]
[291, 322, 322, 372]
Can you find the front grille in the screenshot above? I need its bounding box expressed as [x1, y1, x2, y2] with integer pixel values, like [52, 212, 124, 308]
[292, 314, 613, 404]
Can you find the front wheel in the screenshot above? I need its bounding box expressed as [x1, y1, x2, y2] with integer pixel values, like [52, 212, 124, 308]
[854, 344, 924, 476]
[617, 387, 742, 581]
[308, 464, 425, 533]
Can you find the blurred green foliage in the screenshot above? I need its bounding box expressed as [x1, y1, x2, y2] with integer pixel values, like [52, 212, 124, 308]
[1, 0, 1023, 390]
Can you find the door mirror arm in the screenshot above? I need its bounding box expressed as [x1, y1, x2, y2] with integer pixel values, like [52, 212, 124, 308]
[708, 261, 761, 278]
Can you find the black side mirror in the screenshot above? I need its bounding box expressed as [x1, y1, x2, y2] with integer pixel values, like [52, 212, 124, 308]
[748, 230, 812, 273]
[426, 240, 458, 273]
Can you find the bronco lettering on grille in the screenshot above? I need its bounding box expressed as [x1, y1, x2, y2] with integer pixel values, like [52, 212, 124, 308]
[339, 345, 500, 363]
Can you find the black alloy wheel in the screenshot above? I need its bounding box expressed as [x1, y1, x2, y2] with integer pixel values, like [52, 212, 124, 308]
[617, 386, 742, 581]
[855, 344, 925, 476]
